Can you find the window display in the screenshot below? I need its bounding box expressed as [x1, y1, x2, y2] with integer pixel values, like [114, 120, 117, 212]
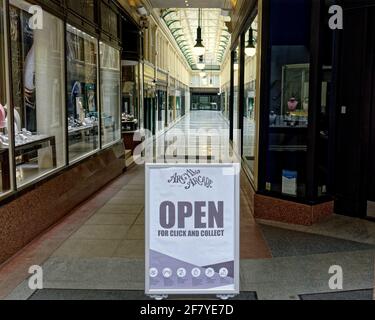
[280, 64, 309, 127]
[100, 42, 120, 146]
[0, 0, 12, 195]
[66, 24, 99, 161]
[121, 61, 139, 132]
[8, 0, 66, 187]
[265, 0, 311, 197]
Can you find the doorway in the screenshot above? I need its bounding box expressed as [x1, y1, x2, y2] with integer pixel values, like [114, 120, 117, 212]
[334, 2, 375, 218]
[144, 92, 156, 135]
[367, 39, 375, 218]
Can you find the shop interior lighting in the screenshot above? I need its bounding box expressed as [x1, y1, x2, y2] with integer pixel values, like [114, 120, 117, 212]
[193, 9, 205, 56]
[197, 55, 205, 70]
[245, 27, 256, 57]
[137, 6, 148, 16]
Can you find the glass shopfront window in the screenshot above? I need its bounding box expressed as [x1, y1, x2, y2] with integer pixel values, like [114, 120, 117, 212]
[221, 85, 229, 120]
[191, 93, 220, 111]
[100, 42, 120, 146]
[144, 83, 156, 134]
[168, 93, 174, 125]
[138, 62, 144, 129]
[232, 47, 240, 154]
[9, 0, 66, 187]
[66, 24, 99, 162]
[316, 0, 334, 197]
[176, 86, 181, 119]
[265, 0, 311, 197]
[243, 18, 258, 175]
[0, 0, 12, 195]
[157, 87, 166, 131]
[121, 61, 139, 132]
[181, 86, 186, 117]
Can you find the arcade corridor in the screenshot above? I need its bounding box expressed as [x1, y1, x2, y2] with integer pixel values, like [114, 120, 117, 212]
[0, 111, 374, 300]
[0, 0, 375, 302]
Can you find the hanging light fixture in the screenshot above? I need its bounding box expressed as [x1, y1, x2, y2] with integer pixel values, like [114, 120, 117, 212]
[245, 27, 256, 57]
[193, 9, 205, 56]
[234, 50, 239, 71]
[197, 55, 205, 70]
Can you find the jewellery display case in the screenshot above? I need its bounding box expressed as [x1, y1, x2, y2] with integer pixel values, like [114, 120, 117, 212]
[6, 0, 65, 187]
[100, 42, 121, 146]
[266, 64, 310, 196]
[66, 24, 99, 161]
[256, 0, 333, 203]
[121, 61, 140, 133]
[121, 60, 141, 153]
[0, 0, 11, 194]
[280, 63, 309, 128]
[259, 0, 312, 199]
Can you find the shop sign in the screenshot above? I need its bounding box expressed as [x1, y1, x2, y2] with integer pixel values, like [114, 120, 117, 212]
[144, 64, 155, 81]
[145, 164, 240, 297]
[157, 71, 167, 83]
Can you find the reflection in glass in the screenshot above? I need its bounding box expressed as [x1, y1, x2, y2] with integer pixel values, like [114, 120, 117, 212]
[221, 86, 230, 121]
[176, 86, 181, 119]
[181, 86, 186, 117]
[122, 61, 139, 132]
[281, 64, 309, 126]
[243, 18, 258, 175]
[168, 94, 174, 126]
[266, 0, 311, 197]
[8, 0, 66, 187]
[100, 42, 120, 146]
[157, 88, 166, 131]
[316, 0, 334, 197]
[66, 24, 99, 162]
[191, 93, 220, 111]
[233, 47, 240, 154]
[168, 79, 175, 125]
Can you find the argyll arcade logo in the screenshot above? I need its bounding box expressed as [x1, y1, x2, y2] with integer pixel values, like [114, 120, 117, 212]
[168, 169, 213, 190]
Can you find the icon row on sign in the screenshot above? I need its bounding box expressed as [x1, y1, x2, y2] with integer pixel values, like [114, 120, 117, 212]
[149, 267, 229, 279]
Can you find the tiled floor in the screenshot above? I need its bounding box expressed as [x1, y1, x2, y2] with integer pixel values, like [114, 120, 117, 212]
[0, 111, 374, 300]
[299, 289, 374, 300]
[27, 289, 258, 300]
[260, 225, 375, 257]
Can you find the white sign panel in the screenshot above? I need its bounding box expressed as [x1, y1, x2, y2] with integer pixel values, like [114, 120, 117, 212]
[145, 164, 240, 295]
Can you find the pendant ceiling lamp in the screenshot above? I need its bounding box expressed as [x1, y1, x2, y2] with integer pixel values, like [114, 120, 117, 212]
[245, 27, 256, 57]
[234, 50, 239, 71]
[197, 55, 205, 70]
[193, 9, 205, 56]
